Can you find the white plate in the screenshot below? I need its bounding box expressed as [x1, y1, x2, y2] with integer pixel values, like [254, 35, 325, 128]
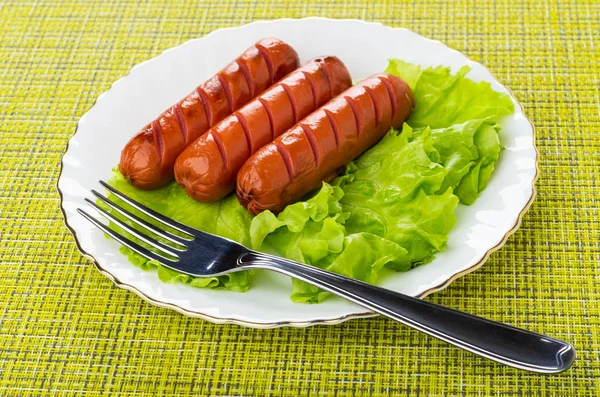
[58, 18, 538, 328]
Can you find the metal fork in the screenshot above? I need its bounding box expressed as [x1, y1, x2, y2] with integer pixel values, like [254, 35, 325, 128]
[78, 180, 575, 373]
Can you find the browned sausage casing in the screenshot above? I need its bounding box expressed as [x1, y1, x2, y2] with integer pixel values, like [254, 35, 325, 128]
[119, 38, 299, 190]
[236, 73, 414, 214]
[174, 56, 352, 202]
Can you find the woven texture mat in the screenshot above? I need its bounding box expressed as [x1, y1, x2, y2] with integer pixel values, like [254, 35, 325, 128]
[1, 0, 599, 395]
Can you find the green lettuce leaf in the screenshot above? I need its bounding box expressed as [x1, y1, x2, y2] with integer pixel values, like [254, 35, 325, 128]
[250, 181, 410, 304]
[250, 183, 347, 257]
[387, 59, 512, 204]
[108, 168, 253, 244]
[290, 233, 409, 303]
[412, 119, 504, 203]
[335, 125, 446, 201]
[386, 59, 514, 129]
[453, 122, 503, 204]
[334, 125, 459, 267]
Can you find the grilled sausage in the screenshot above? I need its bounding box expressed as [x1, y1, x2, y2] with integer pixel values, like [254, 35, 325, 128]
[119, 38, 299, 190]
[236, 73, 414, 214]
[174, 56, 352, 202]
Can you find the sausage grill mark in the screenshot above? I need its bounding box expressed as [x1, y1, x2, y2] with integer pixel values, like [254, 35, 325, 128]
[152, 120, 164, 161]
[344, 96, 362, 136]
[235, 112, 254, 154]
[323, 109, 341, 149]
[302, 71, 318, 109]
[211, 131, 228, 169]
[378, 76, 398, 120]
[257, 97, 276, 140]
[281, 84, 298, 124]
[173, 103, 187, 144]
[255, 44, 274, 84]
[195, 87, 212, 127]
[319, 62, 334, 98]
[274, 141, 294, 179]
[236, 59, 254, 98]
[300, 124, 321, 167]
[364, 86, 381, 126]
[217, 74, 235, 113]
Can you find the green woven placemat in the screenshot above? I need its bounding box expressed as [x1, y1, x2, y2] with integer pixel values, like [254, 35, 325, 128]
[1, 0, 598, 395]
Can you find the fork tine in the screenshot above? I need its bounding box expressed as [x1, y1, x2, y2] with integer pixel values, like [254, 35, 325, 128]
[84, 198, 186, 253]
[91, 190, 191, 244]
[99, 180, 197, 236]
[77, 208, 178, 264]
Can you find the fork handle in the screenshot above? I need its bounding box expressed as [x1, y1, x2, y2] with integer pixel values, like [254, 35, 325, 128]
[238, 252, 575, 373]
